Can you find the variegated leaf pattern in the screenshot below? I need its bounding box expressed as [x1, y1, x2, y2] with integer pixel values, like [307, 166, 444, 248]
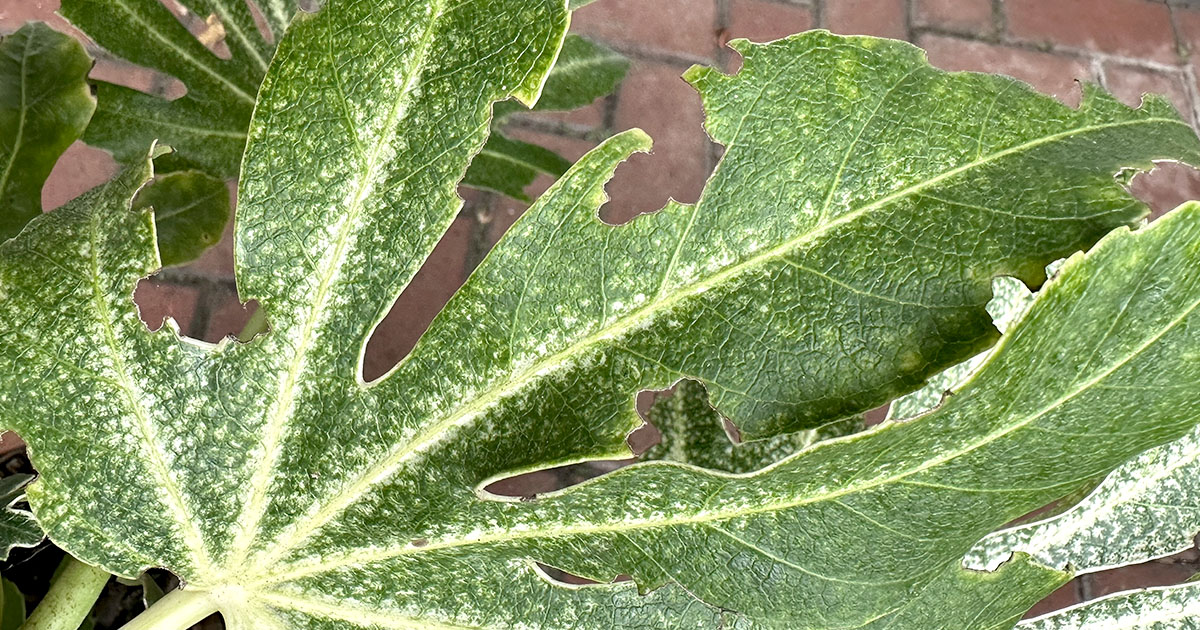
[2, 16, 1200, 629]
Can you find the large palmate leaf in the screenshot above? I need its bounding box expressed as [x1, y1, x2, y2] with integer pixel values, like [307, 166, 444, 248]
[58, 0, 624, 201]
[4, 16, 1200, 629]
[0, 21, 94, 238]
[58, 0, 292, 177]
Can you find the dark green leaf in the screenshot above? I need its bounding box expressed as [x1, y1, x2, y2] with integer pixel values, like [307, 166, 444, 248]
[0, 577, 23, 630]
[0, 22, 94, 238]
[0, 474, 42, 562]
[58, 0, 295, 178]
[133, 170, 231, 267]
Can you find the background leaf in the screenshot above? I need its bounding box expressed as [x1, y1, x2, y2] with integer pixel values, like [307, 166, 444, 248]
[462, 34, 630, 201]
[1018, 582, 1200, 630]
[58, 0, 293, 177]
[133, 170, 231, 268]
[0, 22, 94, 239]
[0, 475, 42, 562]
[58, 2, 626, 203]
[965, 413, 1200, 575]
[0, 577, 24, 630]
[642, 379, 861, 473]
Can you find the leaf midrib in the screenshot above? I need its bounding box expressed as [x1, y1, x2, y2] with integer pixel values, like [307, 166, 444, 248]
[259, 273, 1200, 586]
[87, 197, 213, 571]
[250, 115, 1182, 575]
[0, 30, 33, 202]
[227, 0, 448, 566]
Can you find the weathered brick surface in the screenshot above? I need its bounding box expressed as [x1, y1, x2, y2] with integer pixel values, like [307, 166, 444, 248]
[134, 279, 201, 334]
[43, 142, 117, 211]
[826, 0, 908, 39]
[571, 0, 718, 59]
[1006, 0, 1178, 63]
[1130, 162, 1200, 218]
[919, 34, 1092, 106]
[0, 0, 74, 36]
[202, 295, 257, 342]
[1103, 61, 1191, 114]
[913, 0, 993, 36]
[1086, 559, 1197, 598]
[608, 60, 712, 224]
[724, 0, 814, 44]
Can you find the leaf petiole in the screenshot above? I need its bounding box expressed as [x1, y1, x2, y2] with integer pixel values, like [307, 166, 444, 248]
[18, 555, 108, 630]
[118, 587, 216, 630]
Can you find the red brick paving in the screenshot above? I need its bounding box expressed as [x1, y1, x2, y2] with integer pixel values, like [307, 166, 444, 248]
[826, 0, 909, 38]
[1006, 0, 1178, 64]
[5, 0, 1200, 616]
[913, 0, 993, 36]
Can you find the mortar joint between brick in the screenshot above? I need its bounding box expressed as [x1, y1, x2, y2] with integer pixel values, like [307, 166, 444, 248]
[714, 0, 732, 67]
[1179, 63, 1200, 127]
[587, 39, 712, 72]
[902, 0, 914, 42]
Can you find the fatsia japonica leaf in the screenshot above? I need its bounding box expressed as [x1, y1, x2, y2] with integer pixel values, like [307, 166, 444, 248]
[58, 0, 295, 178]
[0, 21, 94, 238]
[466, 34, 629, 201]
[132, 169, 231, 267]
[59, 0, 624, 202]
[1018, 583, 1200, 630]
[0, 474, 43, 561]
[4, 16, 1200, 630]
[642, 379, 861, 473]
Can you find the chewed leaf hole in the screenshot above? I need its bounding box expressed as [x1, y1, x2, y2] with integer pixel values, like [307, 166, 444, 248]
[157, 0, 232, 60]
[485, 459, 633, 500]
[534, 562, 608, 587]
[242, 0, 275, 43]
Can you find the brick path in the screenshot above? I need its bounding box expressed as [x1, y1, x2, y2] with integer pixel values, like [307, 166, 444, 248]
[4, 0, 1200, 616]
